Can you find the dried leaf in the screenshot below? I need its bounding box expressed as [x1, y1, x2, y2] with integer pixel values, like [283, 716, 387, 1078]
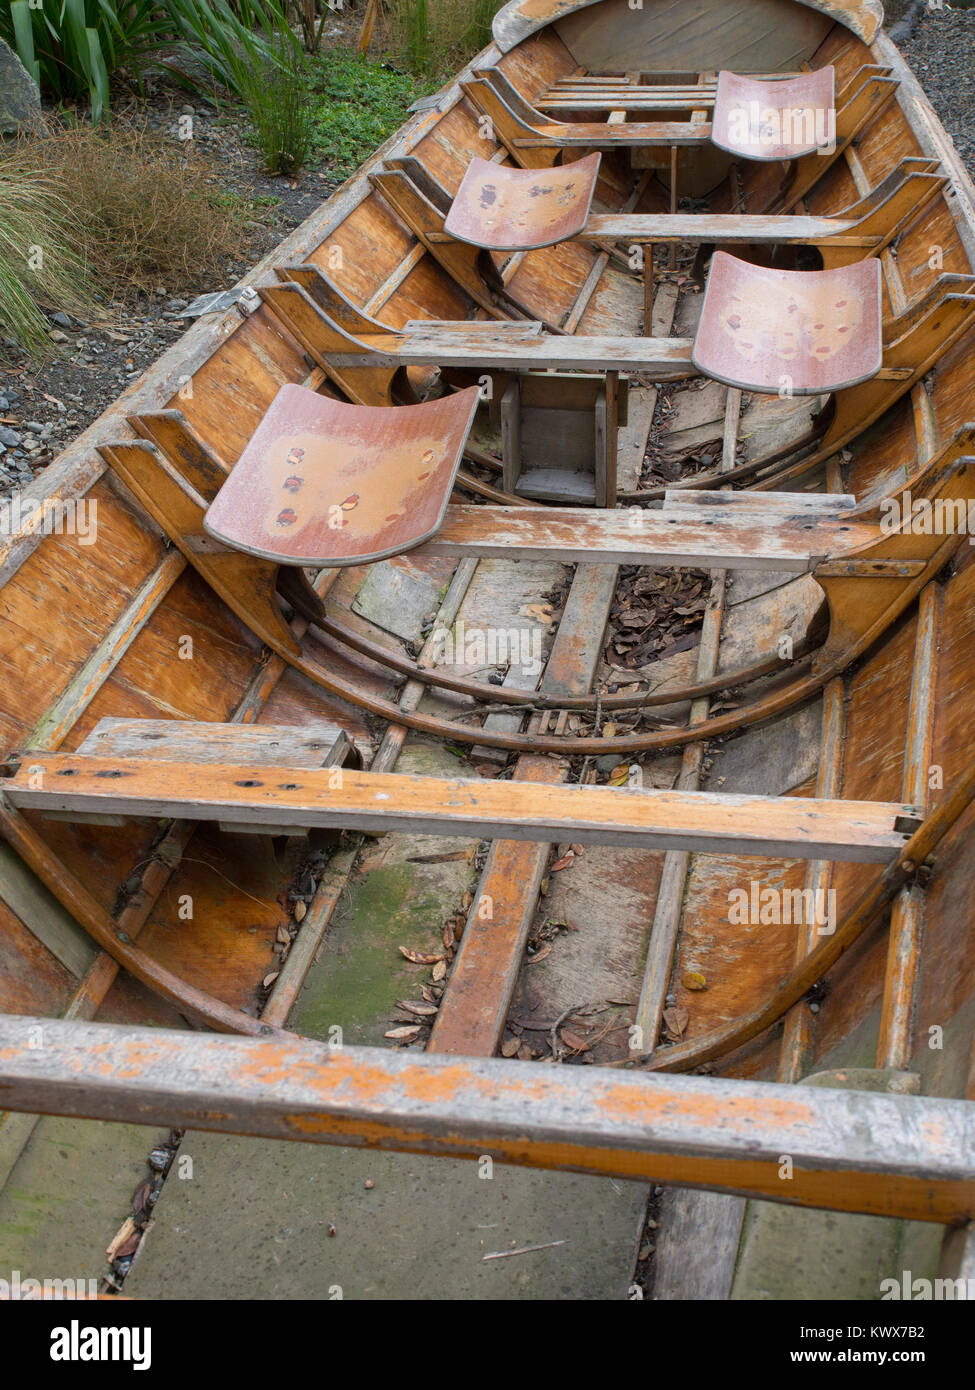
[570, 844, 584, 856]
[262, 971, 279, 988]
[550, 853, 575, 872]
[527, 942, 552, 964]
[682, 971, 708, 991]
[602, 721, 617, 738]
[500, 1036, 521, 1057]
[662, 1005, 689, 1039]
[398, 947, 444, 965]
[560, 1027, 590, 1052]
[431, 959, 447, 982]
[293, 899, 307, 923]
[398, 999, 438, 1017]
[608, 764, 629, 786]
[443, 922, 455, 949]
[384, 1025, 421, 1041]
[131, 1181, 153, 1218]
[276, 924, 291, 945]
[517, 1042, 534, 1060]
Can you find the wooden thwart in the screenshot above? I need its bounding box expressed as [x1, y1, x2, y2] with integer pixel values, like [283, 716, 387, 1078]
[1, 1016, 971, 1223]
[3, 749, 920, 860]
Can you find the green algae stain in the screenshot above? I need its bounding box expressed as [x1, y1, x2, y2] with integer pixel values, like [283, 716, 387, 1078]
[295, 855, 470, 1047]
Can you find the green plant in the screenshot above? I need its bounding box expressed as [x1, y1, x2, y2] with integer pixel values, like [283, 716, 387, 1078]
[0, 151, 95, 356]
[305, 53, 434, 180]
[388, 0, 499, 77]
[0, 0, 298, 123]
[26, 121, 251, 296]
[230, 28, 315, 176]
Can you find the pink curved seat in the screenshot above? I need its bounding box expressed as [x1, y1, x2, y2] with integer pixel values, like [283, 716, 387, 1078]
[204, 384, 480, 567]
[712, 67, 835, 161]
[692, 252, 883, 395]
[443, 152, 600, 251]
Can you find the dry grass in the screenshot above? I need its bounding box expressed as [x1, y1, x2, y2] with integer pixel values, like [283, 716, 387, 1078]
[23, 121, 251, 297]
[387, 0, 499, 76]
[0, 150, 96, 355]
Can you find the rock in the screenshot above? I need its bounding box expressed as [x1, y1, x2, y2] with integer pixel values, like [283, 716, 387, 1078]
[49, 329, 69, 343]
[0, 37, 41, 135]
[0, 427, 21, 448]
[24, 420, 43, 433]
[595, 754, 620, 773]
[51, 311, 72, 329]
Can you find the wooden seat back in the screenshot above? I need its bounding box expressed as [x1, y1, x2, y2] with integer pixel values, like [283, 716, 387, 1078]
[203, 383, 480, 567]
[444, 152, 601, 251]
[711, 67, 836, 160]
[692, 251, 882, 395]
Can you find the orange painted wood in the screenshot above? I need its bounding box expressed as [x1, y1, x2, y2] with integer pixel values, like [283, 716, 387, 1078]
[4, 753, 920, 861]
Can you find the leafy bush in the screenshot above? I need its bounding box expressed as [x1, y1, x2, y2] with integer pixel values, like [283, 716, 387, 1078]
[0, 151, 95, 356]
[304, 53, 433, 180]
[0, 0, 296, 122]
[25, 121, 251, 295]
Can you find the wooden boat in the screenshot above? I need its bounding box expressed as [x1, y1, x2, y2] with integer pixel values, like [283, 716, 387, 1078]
[1, 0, 974, 1302]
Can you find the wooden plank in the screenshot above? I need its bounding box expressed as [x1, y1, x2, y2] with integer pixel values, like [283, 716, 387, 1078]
[337, 330, 696, 374]
[662, 490, 857, 513]
[77, 718, 356, 769]
[651, 1189, 746, 1299]
[430, 563, 616, 1055]
[421, 504, 877, 568]
[4, 756, 920, 861]
[22, 551, 187, 754]
[1, 1014, 971, 1224]
[583, 212, 860, 243]
[0, 842, 98, 980]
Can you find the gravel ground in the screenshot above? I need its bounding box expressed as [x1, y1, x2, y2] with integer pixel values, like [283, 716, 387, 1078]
[899, 6, 975, 179]
[0, 89, 343, 499]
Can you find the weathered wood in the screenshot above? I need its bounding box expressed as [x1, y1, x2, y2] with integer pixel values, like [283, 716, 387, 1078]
[430, 562, 616, 1055]
[421, 504, 878, 568]
[3, 755, 920, 861]
[1, 1013, 971, 1224]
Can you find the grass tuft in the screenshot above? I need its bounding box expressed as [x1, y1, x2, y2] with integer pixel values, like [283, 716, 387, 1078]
[0, 151, 96, 356]
[24, 121, 251, 297]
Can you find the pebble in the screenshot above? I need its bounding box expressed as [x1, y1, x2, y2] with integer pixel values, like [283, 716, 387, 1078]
[0, 427, 21, 448]
[49, 329, 69, 343]
[24, 421, 43, 433]
[900, 9, 975, 179]
[594, 754, 619, 772]
[51, 311, 72, 328]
